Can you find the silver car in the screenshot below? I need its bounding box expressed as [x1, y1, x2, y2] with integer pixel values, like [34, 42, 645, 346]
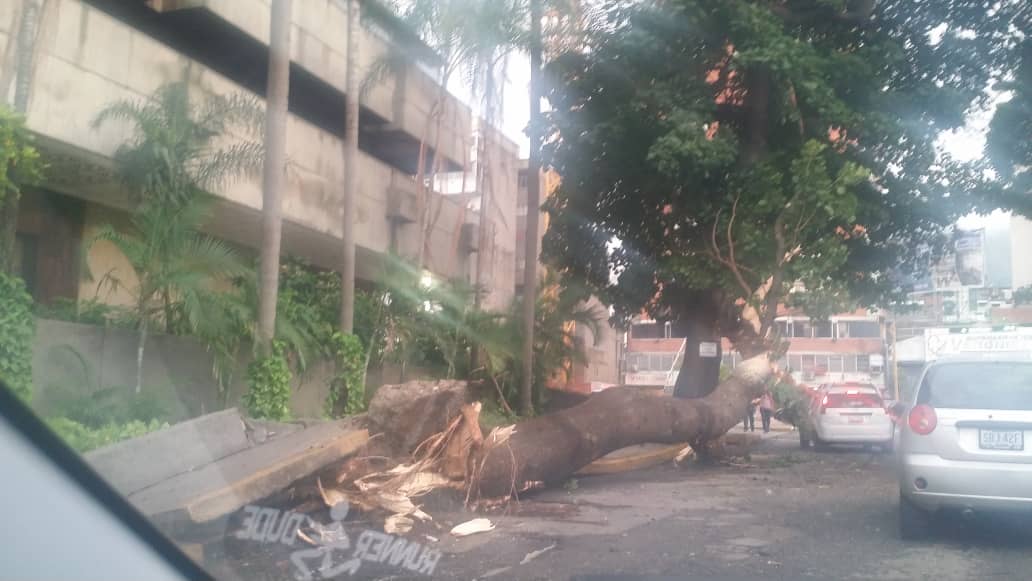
[898, 353, 1032, 539]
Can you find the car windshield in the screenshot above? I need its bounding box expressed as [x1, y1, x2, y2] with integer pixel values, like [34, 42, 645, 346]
[2, 0, 1031, 579]
[918, 363, 1032, 411]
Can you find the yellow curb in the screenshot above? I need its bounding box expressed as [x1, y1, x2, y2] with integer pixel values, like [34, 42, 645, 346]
[575, 443, 690, 476]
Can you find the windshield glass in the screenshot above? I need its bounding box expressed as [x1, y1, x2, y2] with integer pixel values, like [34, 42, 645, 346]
[918, 363, 1032, 411]
[2, 0, 1031, 579]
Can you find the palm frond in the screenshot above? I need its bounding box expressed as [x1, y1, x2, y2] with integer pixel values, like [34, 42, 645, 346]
[199, 92, 266, 139]
[192, 140, 265, 191]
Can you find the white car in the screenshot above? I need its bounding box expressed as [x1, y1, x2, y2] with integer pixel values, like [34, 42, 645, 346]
[801, 383, 895, 452]
[898, 353, 1032, 539]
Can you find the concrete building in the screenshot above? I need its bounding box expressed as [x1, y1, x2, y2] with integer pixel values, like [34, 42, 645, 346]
[625, 308, 888, 393]
[4, 0, 519, 311]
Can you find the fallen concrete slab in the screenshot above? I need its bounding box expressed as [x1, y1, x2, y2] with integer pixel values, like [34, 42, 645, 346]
[129, 421, 367, 527]
[86, 409, 251, 496]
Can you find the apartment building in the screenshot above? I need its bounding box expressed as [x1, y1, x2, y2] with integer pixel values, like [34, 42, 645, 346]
[4, 0, 519, 311]
[625, 308, 888, 392]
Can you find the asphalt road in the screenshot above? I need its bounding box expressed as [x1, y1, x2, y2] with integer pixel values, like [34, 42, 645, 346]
[211, 431, 1032, 580]
[430, 432, 1032, 581]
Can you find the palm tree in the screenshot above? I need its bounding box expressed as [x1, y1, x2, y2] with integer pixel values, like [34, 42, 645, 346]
[340, 0, 360, 333]
[91, 82, 265, 393]
[258, 0, 293, 354]
[507, 271, 602, 410]
[92, 82, 264, 210]
[88, 197, 248, 393]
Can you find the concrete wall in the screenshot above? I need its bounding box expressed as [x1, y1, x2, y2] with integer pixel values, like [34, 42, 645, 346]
[30, 318, 334, 420]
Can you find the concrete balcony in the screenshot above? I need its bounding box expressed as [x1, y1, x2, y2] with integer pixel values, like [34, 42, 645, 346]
[7, 0, 475, 282]
[142, 0, 472, 168]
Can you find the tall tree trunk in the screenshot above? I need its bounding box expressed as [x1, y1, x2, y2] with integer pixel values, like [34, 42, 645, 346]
[0, 0, 41, 275]
[471, 353, 773, 498]
[258, 0, 292, 354]
[671, 289, 724, 399]
[0, 190, 18, 275]
[339, 0, 360, 334]
[519, 0, 543, 416]
[12, 0, 39, 113]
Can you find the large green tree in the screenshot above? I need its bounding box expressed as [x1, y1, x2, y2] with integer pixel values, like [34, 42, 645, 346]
[988, 38, 1031, 197]
[542, 0, 1028, 396]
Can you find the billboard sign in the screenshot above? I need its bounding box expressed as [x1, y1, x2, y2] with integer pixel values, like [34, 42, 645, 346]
[924, 329, 1032, 360]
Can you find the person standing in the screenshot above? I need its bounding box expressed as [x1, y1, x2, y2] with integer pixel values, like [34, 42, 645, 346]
[759, 389, 775, 433]
[743, 399, 757, 432]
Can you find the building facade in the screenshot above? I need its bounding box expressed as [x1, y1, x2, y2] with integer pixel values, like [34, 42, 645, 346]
[4, 0, 519, 310]
[625, 309, 888, 393]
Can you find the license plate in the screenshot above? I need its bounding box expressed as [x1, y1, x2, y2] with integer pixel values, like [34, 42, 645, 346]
[848, 416, 864, 424]
[979, 429, 1024, 451]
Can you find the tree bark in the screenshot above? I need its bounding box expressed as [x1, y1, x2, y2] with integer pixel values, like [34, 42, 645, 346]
[472, 353, 773, 498]
[671, 289, 724, 399]
[339, 0, 359, 334]
[12, 0, 39, 113]
[258, 0, 292, 354]
[0, 0, 40, 275]
[519, 0, 543, 416]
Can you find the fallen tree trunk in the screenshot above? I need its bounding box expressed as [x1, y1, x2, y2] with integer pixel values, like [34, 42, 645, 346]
[471, 353, 773, 498]
[307, 354, 774, 528]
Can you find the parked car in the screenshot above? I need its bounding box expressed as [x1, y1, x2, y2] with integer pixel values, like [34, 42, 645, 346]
[898, 354, 1032, 539]
[799, 383, 894, 452]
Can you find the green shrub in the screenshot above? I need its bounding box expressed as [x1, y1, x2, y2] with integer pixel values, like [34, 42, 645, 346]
[244, 342, 292, 420]
[46, 416, 167, 453]
[48, 385, 171, 428]
[0, 272, 36, 401]
[326, 332, 366, 417]
[773, 380, 812, 429]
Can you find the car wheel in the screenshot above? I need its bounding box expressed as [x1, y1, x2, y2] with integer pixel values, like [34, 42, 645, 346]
[899, 493, 931, 540]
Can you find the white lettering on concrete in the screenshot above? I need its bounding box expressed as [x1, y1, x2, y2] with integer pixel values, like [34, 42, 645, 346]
[235, 503, 441, 577]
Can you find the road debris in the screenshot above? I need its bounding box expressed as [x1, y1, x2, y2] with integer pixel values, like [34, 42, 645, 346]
[519, 542, 557, 565]
[451, 518, 496, 537]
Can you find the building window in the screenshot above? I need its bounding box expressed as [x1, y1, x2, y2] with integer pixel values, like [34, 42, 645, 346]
[814, 355, 829, 373]
[776, 321, 790, 337]
[793, 320, 812, 338]
[857, 355, 871, 372]
[844, 321, 880, 338]
[828, 355, 844, 373]
[518, 172, 528, 189]
[813, 321, 832, 338]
